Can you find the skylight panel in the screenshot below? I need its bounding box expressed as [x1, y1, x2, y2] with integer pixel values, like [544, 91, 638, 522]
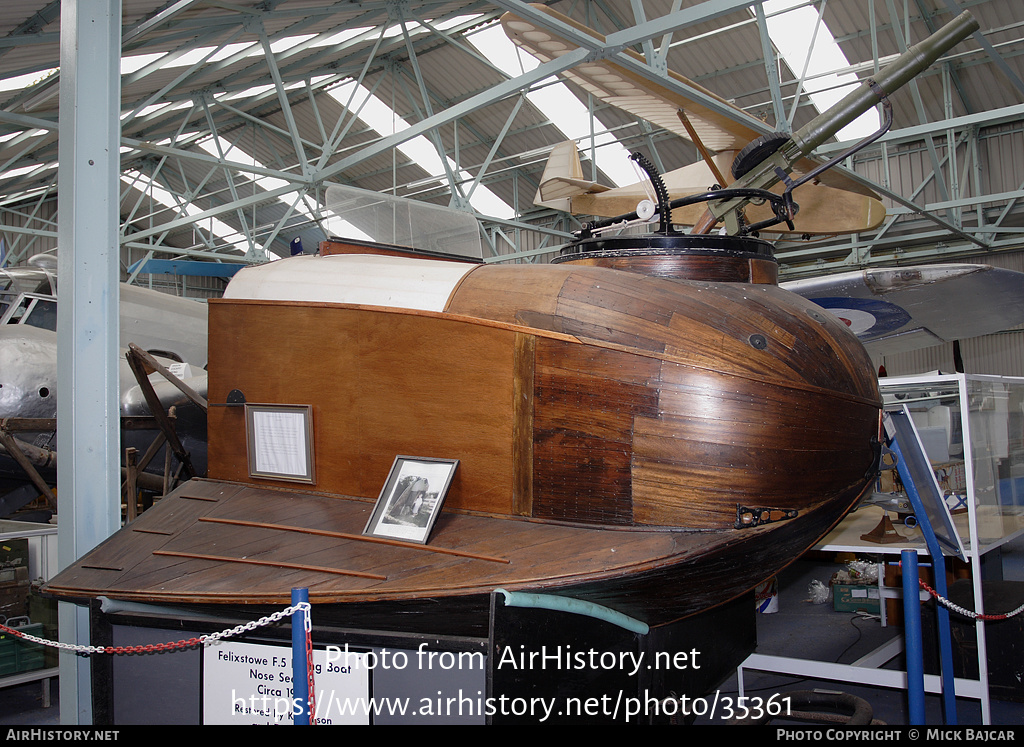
[761, 0, 880, 141]
[197, 137, 292, 193]
[122, 169, 267, 258]
[196, 137, 372, 244]
[0, 129, 44, 143]
[268, 34, 317, 54]
[465, 24, 637, 188]
[327, 80, 515, 220]
[2, 162, 56, 180]
[315, 28, 374, 47]
[122, 102, 174, 120]
[166, 42, 259, 68]
[219, 83, 277, 102]
[121, 52, 167, 75]
[0, 69, 58, 94]
[384, 22, 424, 39]
[435, 14, 484, 32]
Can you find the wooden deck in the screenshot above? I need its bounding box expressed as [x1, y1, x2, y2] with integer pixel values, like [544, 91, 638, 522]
[46, 478, 710, 604]
[43, 474, 861, 626]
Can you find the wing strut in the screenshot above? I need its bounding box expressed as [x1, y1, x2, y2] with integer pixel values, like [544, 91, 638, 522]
[676, 109, 729, 188]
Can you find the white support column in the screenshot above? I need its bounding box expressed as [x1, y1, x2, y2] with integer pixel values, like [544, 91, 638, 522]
[56, 0, 123, 725]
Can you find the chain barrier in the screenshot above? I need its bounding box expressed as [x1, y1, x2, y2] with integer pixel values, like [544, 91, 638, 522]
[2, 600, 319, 724]
[0, 601, 311, 655]
[918, 579, 1024, 621]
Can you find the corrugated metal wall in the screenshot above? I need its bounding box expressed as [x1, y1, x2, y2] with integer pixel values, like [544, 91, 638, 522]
[0, 198, 227, 301]
[0, 198, 59, 265]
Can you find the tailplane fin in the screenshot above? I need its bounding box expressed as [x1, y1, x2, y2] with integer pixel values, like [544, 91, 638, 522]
[534, 141, 609, 211]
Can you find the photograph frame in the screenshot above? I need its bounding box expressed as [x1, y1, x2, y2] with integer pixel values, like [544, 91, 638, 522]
[245, 403, 316, 484]
[363, 456, 459, 545]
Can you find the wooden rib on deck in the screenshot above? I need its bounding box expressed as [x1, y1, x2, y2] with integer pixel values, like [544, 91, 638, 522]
[197, 516, 510, 563]
[152, 550, 388, 580]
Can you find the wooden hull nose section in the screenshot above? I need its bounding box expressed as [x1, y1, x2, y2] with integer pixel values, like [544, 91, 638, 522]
[42, 245, 882, 626]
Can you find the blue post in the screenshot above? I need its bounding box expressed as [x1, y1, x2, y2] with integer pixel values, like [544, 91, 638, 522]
[902, 551, 926, 725]
[292, 588, 310, 725]
[887, 420, 959, 724]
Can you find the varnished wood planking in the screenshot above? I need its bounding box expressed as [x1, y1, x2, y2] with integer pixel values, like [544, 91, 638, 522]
[553, 299, 670, 353]
[657, 350, 878, 409]
[709, 286, 879, 394]
[46, 480, 704, 609]
[525, 268, 877, 529]
[350, 311, 512, 505]
[450, 264, 874, 400]
[526, 290, 876, 529]
[630, 359, 877, 528]
[656, 366, 880, 433]
[54, 482, 235, 590]
[549, 267, 873, 399]
[630, 395, 876, 530]
[208, 300, 518, 513]
[558, 271, 676, 326]
[637, 406, 876, 452]
[556, 488, 863, 624]
[533, 334, 663, 388]
[750, 259, 778, 285]
[662, 308, 856, 389]
[631, 431, 875, 481]
[193, 492, 402, 584]
[446, 264, 565, 322]
[512, 333, 535, 516]
[531, 338, 657, 525]
[205, 266, 877, 536]
[533, 380, 644, 443]
[631, 452, 868, 516]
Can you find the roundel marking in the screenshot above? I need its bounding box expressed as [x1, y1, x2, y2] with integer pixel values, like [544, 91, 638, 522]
[810, 297, 912, 338]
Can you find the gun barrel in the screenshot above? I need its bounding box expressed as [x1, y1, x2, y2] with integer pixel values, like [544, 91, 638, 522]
[790, 10, 979, 156]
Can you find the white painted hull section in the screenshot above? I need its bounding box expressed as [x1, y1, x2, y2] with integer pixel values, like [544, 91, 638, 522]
[224, 254, 477, 312]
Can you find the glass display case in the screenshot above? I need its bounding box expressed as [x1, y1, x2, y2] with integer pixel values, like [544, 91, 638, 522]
[738, 373, 1024, 725]
[881, 373, 1024, 556]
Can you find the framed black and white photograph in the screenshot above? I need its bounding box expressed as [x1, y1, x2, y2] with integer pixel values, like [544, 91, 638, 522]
[364, 456, 459, 544]
[245, 403, 315, 484]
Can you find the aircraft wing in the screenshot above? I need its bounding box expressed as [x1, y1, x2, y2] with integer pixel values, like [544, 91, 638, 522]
[782, 265, 1024, 356]
[502, 6, 757, 153]
[501, 5, 881, 203]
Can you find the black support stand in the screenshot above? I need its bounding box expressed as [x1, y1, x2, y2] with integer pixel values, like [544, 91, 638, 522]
[85, 590, 755, 725]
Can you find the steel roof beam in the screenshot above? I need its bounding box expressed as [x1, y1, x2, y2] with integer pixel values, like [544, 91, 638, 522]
[488, 0, 775, 136]
[315, 0, 767, 185]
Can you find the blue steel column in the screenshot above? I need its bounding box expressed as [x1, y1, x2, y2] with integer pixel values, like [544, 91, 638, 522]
[56, 0, 123, 725]
[902, 550, 926, 724]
